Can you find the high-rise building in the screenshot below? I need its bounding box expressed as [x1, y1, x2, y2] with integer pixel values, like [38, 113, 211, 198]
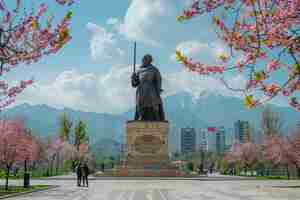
[297, 121, 300, 129]
[234, 120, 250, 143]
[216, 126, 226, 155]
[199, 129, 208, 152]
[206, 126, 226, 154]
[181, 128, 196, 154]
[226, 128, 234, 147]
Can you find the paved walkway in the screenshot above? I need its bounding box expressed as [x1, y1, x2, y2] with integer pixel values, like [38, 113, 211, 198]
[1, 177, 300, 200]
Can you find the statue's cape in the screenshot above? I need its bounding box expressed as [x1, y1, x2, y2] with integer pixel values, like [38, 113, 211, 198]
[137, 64, 159, 74]
[136, 64, 162, 107]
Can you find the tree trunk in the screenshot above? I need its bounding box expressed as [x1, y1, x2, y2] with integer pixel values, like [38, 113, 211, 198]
[297, 167, 300, 179]
[50, 160, 53, 176]
[72, 159, 78, 172]
[72, 160, 76, 172]
[234, 167, 237, 176]
[261, 168, 265, 176]
[286, 164, 290, 180]
[24, 160, 27, 173]
[5, 166, 10, 191]
[56, 153, 60, 175]
[250, 168, 254, 176]
[265, 167, 270, 176]
[46, 168, 50, 177]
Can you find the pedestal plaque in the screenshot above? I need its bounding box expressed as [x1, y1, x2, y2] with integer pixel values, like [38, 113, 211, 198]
[126, 121, 169, 169]
[100, 121, 184, 177]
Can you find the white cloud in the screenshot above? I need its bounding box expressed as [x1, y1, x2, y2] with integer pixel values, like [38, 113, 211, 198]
[164, 70, 245, 99]
[17, 67, 135, 114]
[172, 40, 209, 58]
[17, 66, 246, 114]
[171, 40, 228, 64]
[86, 22, 124, 62]
[119, 0, 184, 46]
[119, 0, 166, 45]
[117, 0, 214, 47]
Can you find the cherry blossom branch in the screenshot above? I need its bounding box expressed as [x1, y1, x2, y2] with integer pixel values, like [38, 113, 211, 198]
[0, 0, 74, 110]
[177, 0, 300, 111]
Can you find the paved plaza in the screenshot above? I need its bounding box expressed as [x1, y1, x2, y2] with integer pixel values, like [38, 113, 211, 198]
[1, 176, 300, 200]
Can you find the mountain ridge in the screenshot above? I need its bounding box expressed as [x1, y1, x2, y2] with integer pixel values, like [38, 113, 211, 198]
[2, 92, 299, 153]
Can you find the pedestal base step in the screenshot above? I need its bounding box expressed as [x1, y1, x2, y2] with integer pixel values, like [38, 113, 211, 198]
[98, 168, 186, 177]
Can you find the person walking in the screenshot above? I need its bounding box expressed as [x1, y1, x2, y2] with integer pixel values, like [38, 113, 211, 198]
[76, 163, 82, 187]
[209, 164, 214, 175]
[82, 163, 90, 187]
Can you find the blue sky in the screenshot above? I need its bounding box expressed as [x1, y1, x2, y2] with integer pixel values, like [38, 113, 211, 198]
[9, 0, 292, 113]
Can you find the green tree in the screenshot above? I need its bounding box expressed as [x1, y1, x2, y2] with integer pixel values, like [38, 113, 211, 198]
[67, 120, 89, 171]
[74, 120, 89, 151]
[59, 113, 72, 142]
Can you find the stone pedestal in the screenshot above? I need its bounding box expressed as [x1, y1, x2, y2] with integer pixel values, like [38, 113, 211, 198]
[126, 121, 169, 169]
[105, 121, 184, 177]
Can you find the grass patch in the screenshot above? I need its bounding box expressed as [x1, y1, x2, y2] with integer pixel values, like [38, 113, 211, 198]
[273, 185, 300, 188]
[255, 176, 289, 180]
[0, 185, 50, 197]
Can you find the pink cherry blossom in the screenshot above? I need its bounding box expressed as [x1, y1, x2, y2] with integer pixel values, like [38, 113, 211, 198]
[177, 0, 300, 111]
[0, 119, 40, 190]
[0, 0, 74, 110]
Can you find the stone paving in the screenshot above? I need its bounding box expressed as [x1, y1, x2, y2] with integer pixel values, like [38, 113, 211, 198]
[1, 177, 300, 200]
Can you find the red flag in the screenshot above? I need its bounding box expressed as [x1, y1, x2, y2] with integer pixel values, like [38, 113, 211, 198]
[207, 127, 216, 132]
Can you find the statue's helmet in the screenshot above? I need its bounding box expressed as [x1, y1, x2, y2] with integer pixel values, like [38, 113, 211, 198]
[142, 54, 153, 65]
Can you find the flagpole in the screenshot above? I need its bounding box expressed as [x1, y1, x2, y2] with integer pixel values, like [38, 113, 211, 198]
[133, 42, 136, 74]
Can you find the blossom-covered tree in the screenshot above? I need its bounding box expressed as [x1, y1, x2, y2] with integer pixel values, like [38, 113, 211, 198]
[261, 135, 293, 178]
[47, 131, 90, 173]
[225, 142, 259, 175]
[177, 0, 300, 111]
[58, 117, 89, 170]
[224, 142, 242, 174]
[0, 120, 39, 190]
[240, 142, 258, 175]
[289, 129, 300, 178]
[43, 137, 65, 176]
[78, 143, 89, 160]
[0, 0, 73, 109]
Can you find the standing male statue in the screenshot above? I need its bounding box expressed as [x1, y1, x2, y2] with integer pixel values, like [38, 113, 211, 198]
[131, 54, 165, 121]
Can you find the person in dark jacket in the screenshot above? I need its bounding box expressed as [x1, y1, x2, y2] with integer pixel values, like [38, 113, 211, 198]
[82, 163, 90, 187]
[209, 164, 214, 175]
[76, 163, 82, 187]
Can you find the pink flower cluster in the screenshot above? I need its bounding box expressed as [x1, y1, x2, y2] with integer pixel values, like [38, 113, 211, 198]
[225, 133, 300, 170]
[225, 142, 258, 167]
[47, 137, 89, 163]
[1, 2, 73, 68]
[0, 0, 74, 110]
[176, 51, 225, 75]
[177, 0, 300, 111]
[0, 80, 33, 109]
[0, 120, 39, 166]
[261, 133, 300, 168]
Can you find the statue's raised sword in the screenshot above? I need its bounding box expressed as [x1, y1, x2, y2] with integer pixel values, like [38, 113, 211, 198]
[133, 41, 136, 74]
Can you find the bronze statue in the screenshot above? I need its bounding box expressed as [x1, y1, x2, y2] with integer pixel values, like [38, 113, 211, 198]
[131, 54, 165, 121]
